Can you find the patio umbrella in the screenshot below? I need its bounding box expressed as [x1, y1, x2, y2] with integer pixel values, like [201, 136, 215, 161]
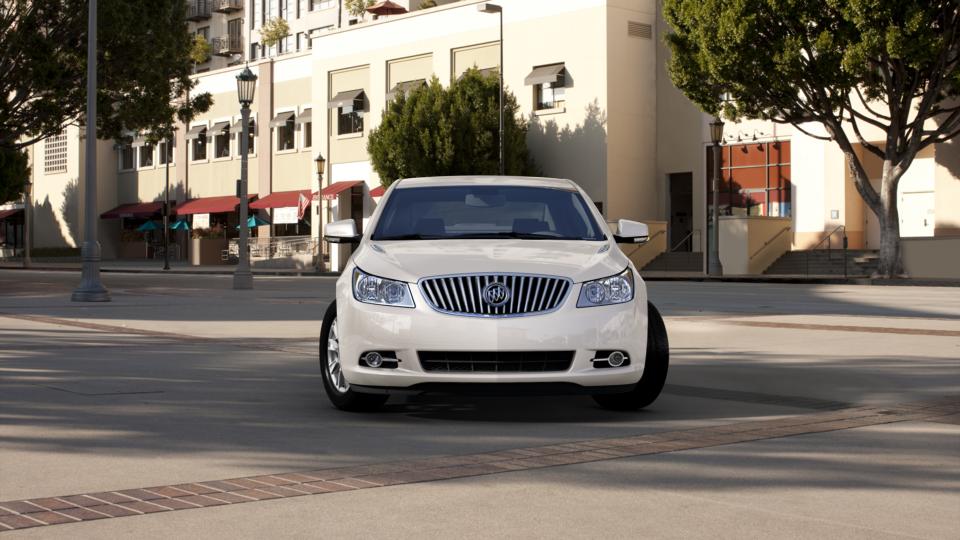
[170, 219, 190, 231]
[136, 220, 161, 232]
[236, 215, 271, 229]
[367, 0, 407, 15]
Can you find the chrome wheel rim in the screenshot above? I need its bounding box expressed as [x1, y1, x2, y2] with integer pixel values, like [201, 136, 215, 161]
[326, 319, 349, 393]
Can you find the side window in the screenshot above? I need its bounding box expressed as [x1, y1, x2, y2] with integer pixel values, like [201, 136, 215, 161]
[277, 116, 295, 150]
[192, 129, 208, 161]
[119, 144, 134, 171]
[338, 105, 363, 135]
[138, 144, 154, 168]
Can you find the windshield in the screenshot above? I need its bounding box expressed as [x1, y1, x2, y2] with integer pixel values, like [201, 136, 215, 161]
[372, 185, 606, 241]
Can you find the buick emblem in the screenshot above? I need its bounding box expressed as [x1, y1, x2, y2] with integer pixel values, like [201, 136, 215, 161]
[482, 282, 511, 307]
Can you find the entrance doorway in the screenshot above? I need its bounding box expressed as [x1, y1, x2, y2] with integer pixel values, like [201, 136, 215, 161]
[668, 172, 693, 251]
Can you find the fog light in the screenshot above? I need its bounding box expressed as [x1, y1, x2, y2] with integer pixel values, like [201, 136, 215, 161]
[364, 352, 384, 368]
[607, 351, 626, 368]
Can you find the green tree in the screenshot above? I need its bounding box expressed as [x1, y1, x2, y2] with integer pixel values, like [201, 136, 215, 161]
[189, 34, 212, 65]
[345, 0, 375, 20]
[259, 16, 290, 49]
[368, 69, 535, 185]
[663, 0, 960, 277]
[0, 0, 212, 201]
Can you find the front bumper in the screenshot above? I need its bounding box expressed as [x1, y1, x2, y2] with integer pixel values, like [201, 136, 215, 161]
[335, 273, 648, 391]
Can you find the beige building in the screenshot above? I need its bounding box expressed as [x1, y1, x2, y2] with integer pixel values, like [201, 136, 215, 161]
[7, 0, 960, 277]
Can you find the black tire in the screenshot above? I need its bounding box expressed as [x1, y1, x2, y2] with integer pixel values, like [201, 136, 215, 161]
[319, 301, 388, 412]
[593, 301, 669, 411]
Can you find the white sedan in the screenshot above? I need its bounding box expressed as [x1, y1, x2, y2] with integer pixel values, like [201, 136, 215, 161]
[320, 176, 668, 411]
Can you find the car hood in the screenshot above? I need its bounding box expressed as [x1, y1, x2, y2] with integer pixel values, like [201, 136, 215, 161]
[352, 239, 630, 283]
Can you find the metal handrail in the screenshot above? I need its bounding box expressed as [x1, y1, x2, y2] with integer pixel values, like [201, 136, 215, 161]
[749, 226, 791, 260]
[670, 229, 701, 253]
[806, 225, 847, 277]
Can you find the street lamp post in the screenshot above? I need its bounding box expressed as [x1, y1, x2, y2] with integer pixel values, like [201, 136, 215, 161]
[23, 180, 31, 269]
[708, 118, 725, 277]
[163, 135, 171, 271]
[478, 3, 504, 175]
[72, 0, 110, 302]
[234, 66, 257, 290]
[314, 151, 325, 272]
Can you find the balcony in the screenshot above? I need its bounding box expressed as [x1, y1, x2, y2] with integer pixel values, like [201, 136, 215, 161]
[187, 0, 212, 21]
[212, 35, 243, 56]
[212, 0, 243, 13]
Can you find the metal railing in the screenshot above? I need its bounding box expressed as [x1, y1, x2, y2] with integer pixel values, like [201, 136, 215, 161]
[806, 225, 848, 277]
[212, 0, 243, 12]
[749, 226, 791, 261]
[669, 229, 701, 253]
[212, 35, 243, 56]
[187, 0, 212, 20]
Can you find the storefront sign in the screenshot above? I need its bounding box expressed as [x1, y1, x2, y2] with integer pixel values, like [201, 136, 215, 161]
[193, 213, 210, 229]
[274, 206, 299, 224]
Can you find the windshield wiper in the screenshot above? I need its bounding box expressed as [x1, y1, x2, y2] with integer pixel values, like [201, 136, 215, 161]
[449, 232, 570, 240]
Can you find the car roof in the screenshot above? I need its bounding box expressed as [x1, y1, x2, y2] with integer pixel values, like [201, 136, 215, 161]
[395, 176, 579, 190]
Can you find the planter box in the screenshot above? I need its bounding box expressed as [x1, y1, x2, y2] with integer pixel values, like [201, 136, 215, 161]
[118, 241, 148, 259]
[190, 238, 228, 266]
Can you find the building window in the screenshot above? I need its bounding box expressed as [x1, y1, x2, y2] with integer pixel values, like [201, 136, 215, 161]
[536, 81, 565, 110]
[311, 0, 335, 10]
[247, 121, 256, 155]
[44, 131, 68, 174]
[296, 32, 302, 51]
[119, 144, 134, 171]
[250, 43, 259, 60]
[277, 116, 296, 150]
[192, 129, 208, 161]
[708, 140, 792, 218]
[196, 26, 210, 40]
[215, 127, 231, 158]
[139, 144, 154, 168]
[303, 121, 312, 148]
[338, 105, 363, 135]
[158, 139, 174, 165]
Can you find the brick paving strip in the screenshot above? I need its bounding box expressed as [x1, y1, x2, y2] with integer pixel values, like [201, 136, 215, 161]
[1, 396, 956, 532]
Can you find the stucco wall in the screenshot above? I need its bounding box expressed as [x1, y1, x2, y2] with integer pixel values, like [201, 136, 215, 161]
[902, 237, 960, 279]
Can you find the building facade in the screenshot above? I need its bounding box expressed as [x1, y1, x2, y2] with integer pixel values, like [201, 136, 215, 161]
[8, 0, 960, 277]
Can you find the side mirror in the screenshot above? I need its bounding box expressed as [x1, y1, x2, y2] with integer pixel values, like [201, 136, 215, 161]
[613, 219, 649, 244]
[324, 219, 361, 244]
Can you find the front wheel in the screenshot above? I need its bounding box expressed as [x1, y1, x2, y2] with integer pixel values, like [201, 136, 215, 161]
[319, 302, 388, 412]
[593, 301, 669, 411]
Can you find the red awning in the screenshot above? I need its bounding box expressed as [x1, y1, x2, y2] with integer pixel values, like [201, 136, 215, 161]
[369, 186, 386, 198]
[250, 190, 312, 209]
[367, 0, 407, 15]
[100, 202, 164, 219]
[316, 181, 364, 201]
[176, 195, 256, 215]
[0, 208, 23, 220]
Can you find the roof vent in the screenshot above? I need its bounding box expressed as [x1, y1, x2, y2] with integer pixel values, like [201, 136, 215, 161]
[628, 21, 652, 40]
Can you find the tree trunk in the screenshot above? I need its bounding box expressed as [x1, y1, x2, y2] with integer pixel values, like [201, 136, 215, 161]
[876, 163, 904, 278]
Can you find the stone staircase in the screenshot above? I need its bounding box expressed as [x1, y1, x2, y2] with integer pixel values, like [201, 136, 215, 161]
[642, 251, 704, 272]
[764, 249, 880, 276]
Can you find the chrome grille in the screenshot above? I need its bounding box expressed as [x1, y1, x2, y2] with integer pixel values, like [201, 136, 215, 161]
[418, 273, 572, 317]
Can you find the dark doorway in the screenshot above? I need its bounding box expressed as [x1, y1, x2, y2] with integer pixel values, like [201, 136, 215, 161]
[668, 172, 693, 251]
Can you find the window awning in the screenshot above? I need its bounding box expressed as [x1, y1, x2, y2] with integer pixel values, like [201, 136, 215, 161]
[0, 208, 23, 220]
[369, 186, 386, 198]
[232, 118, 256, 131]
[250, 190, 313, 209]
[269, 111, 295, 128]
[524, 64, 565, 86]
[100, 201, 165, 219]
[385, 80, 426, 101]
[185, 125, 207, 140]
[176, 195, 256, 215]
[210, 121, 230, 133]
[328, 89, 365, 109]
[316, 180, 364, 201]
[295, 109, 312, 124]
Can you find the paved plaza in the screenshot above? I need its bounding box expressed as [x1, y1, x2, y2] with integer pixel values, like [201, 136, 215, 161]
[0, 270, 957, 538]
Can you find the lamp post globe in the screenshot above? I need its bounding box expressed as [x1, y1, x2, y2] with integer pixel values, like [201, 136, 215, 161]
[314, 151, 326, 178]
[234, 65, 257, 290]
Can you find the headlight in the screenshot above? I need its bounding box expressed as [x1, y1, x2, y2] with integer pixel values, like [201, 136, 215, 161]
[352, 268, 415, 308]
[577, 268, 634, 307]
